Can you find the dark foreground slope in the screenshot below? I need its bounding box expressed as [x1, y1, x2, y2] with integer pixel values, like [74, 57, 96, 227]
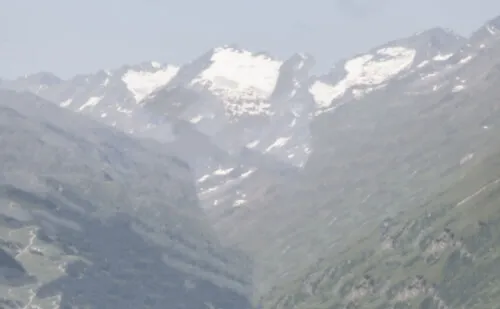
[0, 90, 252, 309]
[261, 19, 500, 309]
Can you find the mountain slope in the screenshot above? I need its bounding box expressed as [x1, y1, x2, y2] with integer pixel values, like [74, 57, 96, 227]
[259, 15, 500, 308]
[1, 62, 179, 136]
[262, 147, 500, 308]
[263, 133, 500, 309]
[0, 90, 252, 309]
[143, 46, 315, 166]
[4, 14, 500, 305]
[308, 27, 465, 114]
[195, 15, 500, 297]
[191, 29, 474, 292]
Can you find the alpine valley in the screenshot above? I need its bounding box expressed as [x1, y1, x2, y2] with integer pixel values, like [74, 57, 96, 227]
[2, 13, 500, 309]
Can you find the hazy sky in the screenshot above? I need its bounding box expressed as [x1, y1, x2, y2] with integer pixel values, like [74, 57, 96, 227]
[2, 0, 500, 79]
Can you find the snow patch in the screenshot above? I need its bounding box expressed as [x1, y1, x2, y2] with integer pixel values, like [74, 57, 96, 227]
[198, 175, 210, 183]
[151, 61, 161, 69]
[191, 47, 282, 108]
[266, 137, 291, 152]
[200, 186, 219, 195]
[421, 72, 438, 80]
[433, 53, 453, 61]
[60, 99, 72, 107]
[233, 199, 247, 207]
[417, 60, 429, 68]
[309, 81, 337, 108]
[246, 140, 260, 148]
[79, 96, 102, 111]
[452, 84, 465, 92]
[309, 46, 416, 108]
[486, 25, 498, 35]
[189, 115, 204, 123]
[115, 106, 132, 115]
[459, 56, 473, 64]
[226, 100, 271, 116]
[432, 84, 444, 91]
[213, 168, 234, 176]
[240, 169, 255, 178]
[122, 65, 179, 102]
[460, 153, 474, 165]
[351, 87, 376, 99]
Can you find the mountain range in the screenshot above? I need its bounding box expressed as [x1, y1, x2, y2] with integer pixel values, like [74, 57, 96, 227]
[2, 13, 500, 309]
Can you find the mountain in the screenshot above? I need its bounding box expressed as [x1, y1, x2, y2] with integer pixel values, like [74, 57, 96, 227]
[0, 90, 252, 309]
[0, 46, 315, 266]
[264, 149, 500, 308]
[1, 62, 179, 140]
[259, 15, 500, 308]
[4, 13, 500, 306]
[309, 27, 465, 114]
[193, 27, 475, 294]
[143, 45, 316, 166]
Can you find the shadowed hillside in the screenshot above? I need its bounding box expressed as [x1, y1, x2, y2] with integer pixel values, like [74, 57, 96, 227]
[0, 90, 253, 309]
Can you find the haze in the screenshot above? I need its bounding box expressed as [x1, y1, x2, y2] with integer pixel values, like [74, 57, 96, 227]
[2, 0, 500, 78]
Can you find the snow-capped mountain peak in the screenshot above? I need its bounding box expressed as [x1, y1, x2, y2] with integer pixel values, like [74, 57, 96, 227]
[3, 18, 500, 270]
[309, 28, 465, 113]
[138, 46, 315, 169]
[121, 62, 179, 102]
[309, 46, 416, 110]
[143, 46, 315, 123]
[189, 46, 283, 116]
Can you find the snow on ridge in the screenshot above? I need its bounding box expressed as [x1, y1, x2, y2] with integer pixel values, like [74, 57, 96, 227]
[200, 186, 219, 196]
[197, 174, 211, 183]
[452, 84, 465, 92]
[122, 65, 179, 102]
[246, 140, 260, 148]
[151, 61, 162, 69]
[309, 81, 338, 108]
[265, 136, 291, 152]
[60, 98, 72, 107]
[309, 46, 416, 109]
[240, 169, 255, 179]
[191, 46, 282, 103]
[79, 96, 103, 111]
[459, 55, 473, 64]
[190, 115, 204, 124]
[433, 53, 453, 61]
[233, 199, 247, 207]
[214, 167, 234, 176]
[486, 24, 498, 35]
[417, 60, 429, 68]
[460, 153, 474, 165]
